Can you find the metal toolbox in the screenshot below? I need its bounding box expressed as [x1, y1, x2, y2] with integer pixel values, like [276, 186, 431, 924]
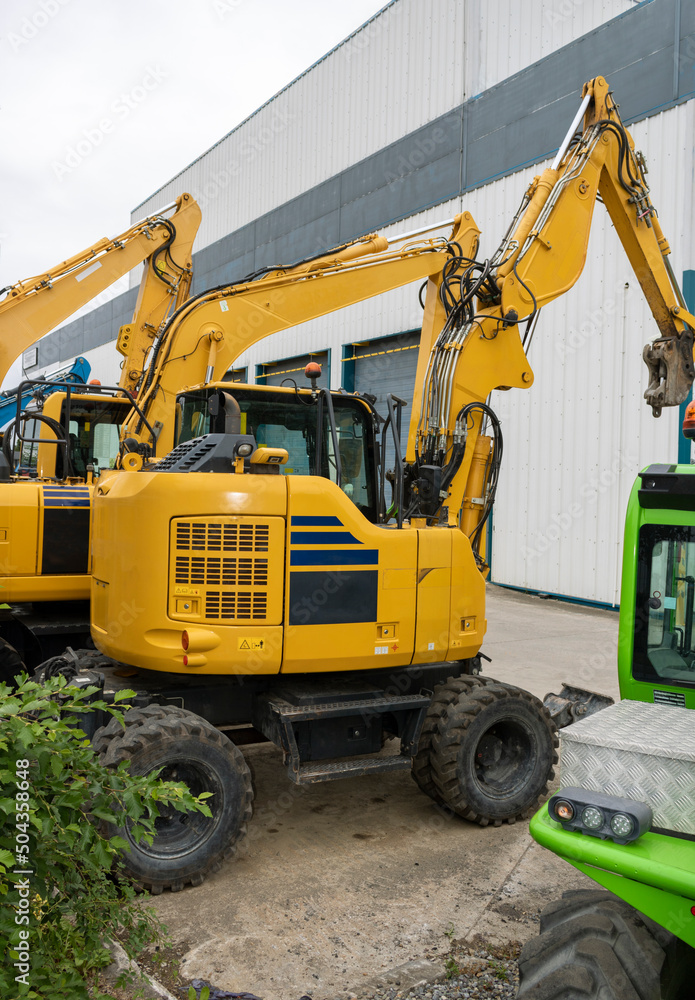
[559, 700, 695, 835]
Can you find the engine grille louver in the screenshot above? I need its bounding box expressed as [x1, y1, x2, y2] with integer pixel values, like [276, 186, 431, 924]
[169, 517, 280, 624]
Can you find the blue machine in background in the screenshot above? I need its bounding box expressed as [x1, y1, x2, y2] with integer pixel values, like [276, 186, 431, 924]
[0, 356, 91, 429]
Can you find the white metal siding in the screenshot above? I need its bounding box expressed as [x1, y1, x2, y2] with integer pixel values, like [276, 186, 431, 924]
[132, 0, 628, 260]
[463, 0, 637, 97]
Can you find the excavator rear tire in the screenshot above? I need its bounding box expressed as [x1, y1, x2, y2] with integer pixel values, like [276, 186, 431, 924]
[517, 889, 695, 999]
[412, 674, 493, 804]
[0, 637, 26, 688]
[91, 703, 190, 756]
[94, 706, 254, 893]
[429, 681, 557, 825]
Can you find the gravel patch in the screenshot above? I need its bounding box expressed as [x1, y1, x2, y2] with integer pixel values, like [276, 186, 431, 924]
[341, 942, 520, 1000]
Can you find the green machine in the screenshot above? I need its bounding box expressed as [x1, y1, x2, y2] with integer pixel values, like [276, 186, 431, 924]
[518, 462, 695, 998]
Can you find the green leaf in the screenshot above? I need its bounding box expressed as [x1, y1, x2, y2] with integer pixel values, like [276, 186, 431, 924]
[108, 836, 131, 851]
[112, 688, 136, 703]
[0, 673, 175, 996]
[91, 808, 119, 823]
[21, 698, 50, 713]
[15, 726, 35, 748]
[92, 838, 113, 869]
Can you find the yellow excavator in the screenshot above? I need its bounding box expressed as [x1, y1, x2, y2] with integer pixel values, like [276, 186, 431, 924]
[0, 193, 201, 669]
[32, 78, 695, 893]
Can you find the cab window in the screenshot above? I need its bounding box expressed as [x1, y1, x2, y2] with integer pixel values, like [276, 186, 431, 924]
[175, 387, 377, 519]
[634, 524, 695, 687]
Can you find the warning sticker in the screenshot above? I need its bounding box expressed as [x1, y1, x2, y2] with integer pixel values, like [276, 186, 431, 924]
[375, 646, 388, 655]
[174, 586, 201, 596]
[238, 637, 266, 651]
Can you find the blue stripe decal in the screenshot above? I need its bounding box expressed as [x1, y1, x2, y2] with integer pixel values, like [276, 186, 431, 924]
[290, 549, 378, 566]
[42, 487, 90, 508]
[43, 499, 91, 508]
[290, 531, 362, 545]
[291, 515, 343, 527]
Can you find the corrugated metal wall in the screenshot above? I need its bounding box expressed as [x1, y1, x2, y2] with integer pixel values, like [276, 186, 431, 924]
[464, 0, 637, 96]
[132, 0, 634, 258]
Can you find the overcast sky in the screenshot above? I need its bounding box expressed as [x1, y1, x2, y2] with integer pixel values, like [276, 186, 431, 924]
[0, 0, 387, 368]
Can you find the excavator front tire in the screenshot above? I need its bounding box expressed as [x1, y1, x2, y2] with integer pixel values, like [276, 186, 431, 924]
[517, 889, 695, 999]
[429, 680, 557, 825]
[94, 705, 254, 893]
[412, 674, 493, 803]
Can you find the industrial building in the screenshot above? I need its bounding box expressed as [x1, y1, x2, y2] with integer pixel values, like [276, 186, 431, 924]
[28, 0, 695, 607]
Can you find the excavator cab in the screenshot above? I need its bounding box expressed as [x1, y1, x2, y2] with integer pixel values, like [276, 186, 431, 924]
[173, 383, 381, 522]
[5, 388, 130, 480]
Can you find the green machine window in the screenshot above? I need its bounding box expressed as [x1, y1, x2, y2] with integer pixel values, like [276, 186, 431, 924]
[634, 524, 695, 687]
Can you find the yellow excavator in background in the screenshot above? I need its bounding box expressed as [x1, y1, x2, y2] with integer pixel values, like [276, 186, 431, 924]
[0, 193, 200, 669]
[28, 78, 695, 894]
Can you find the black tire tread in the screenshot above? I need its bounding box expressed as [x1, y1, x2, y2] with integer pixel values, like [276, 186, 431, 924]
[412, 674, 492, 802]
[430, 681, 558, 825]
[0, 637, 25, 688]
[517, 890, 676, 1000]
[91, 704, 190, 756]
[97, 706, 253, 893]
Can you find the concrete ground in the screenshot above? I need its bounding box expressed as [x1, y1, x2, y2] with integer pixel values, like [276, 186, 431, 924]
[149, 585, 621, 1000]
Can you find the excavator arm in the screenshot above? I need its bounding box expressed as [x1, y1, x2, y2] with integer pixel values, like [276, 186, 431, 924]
[406, 76, 695, 541]
[497, 77, 694, 413]
[119, 213, 481, 458]
[0, 193, 200, 389]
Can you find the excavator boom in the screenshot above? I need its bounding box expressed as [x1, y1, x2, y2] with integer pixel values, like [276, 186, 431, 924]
[0, 193, 201, 390]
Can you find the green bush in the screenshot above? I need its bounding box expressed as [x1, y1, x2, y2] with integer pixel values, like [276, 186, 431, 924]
[0, 674, 211, 999]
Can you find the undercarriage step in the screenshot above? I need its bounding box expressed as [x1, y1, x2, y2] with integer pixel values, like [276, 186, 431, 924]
[267, 691, 429, 722]
[289, 754, 412, 784]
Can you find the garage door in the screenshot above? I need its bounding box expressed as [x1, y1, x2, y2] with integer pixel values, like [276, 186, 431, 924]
[258, 351, 329, 389]
[351, 331, 420, 504]
[222, 366, 248, 383]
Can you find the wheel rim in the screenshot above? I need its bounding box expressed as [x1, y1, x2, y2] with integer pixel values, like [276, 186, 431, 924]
[472, 717, 537, 799]
[123, 758, 222, 861]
